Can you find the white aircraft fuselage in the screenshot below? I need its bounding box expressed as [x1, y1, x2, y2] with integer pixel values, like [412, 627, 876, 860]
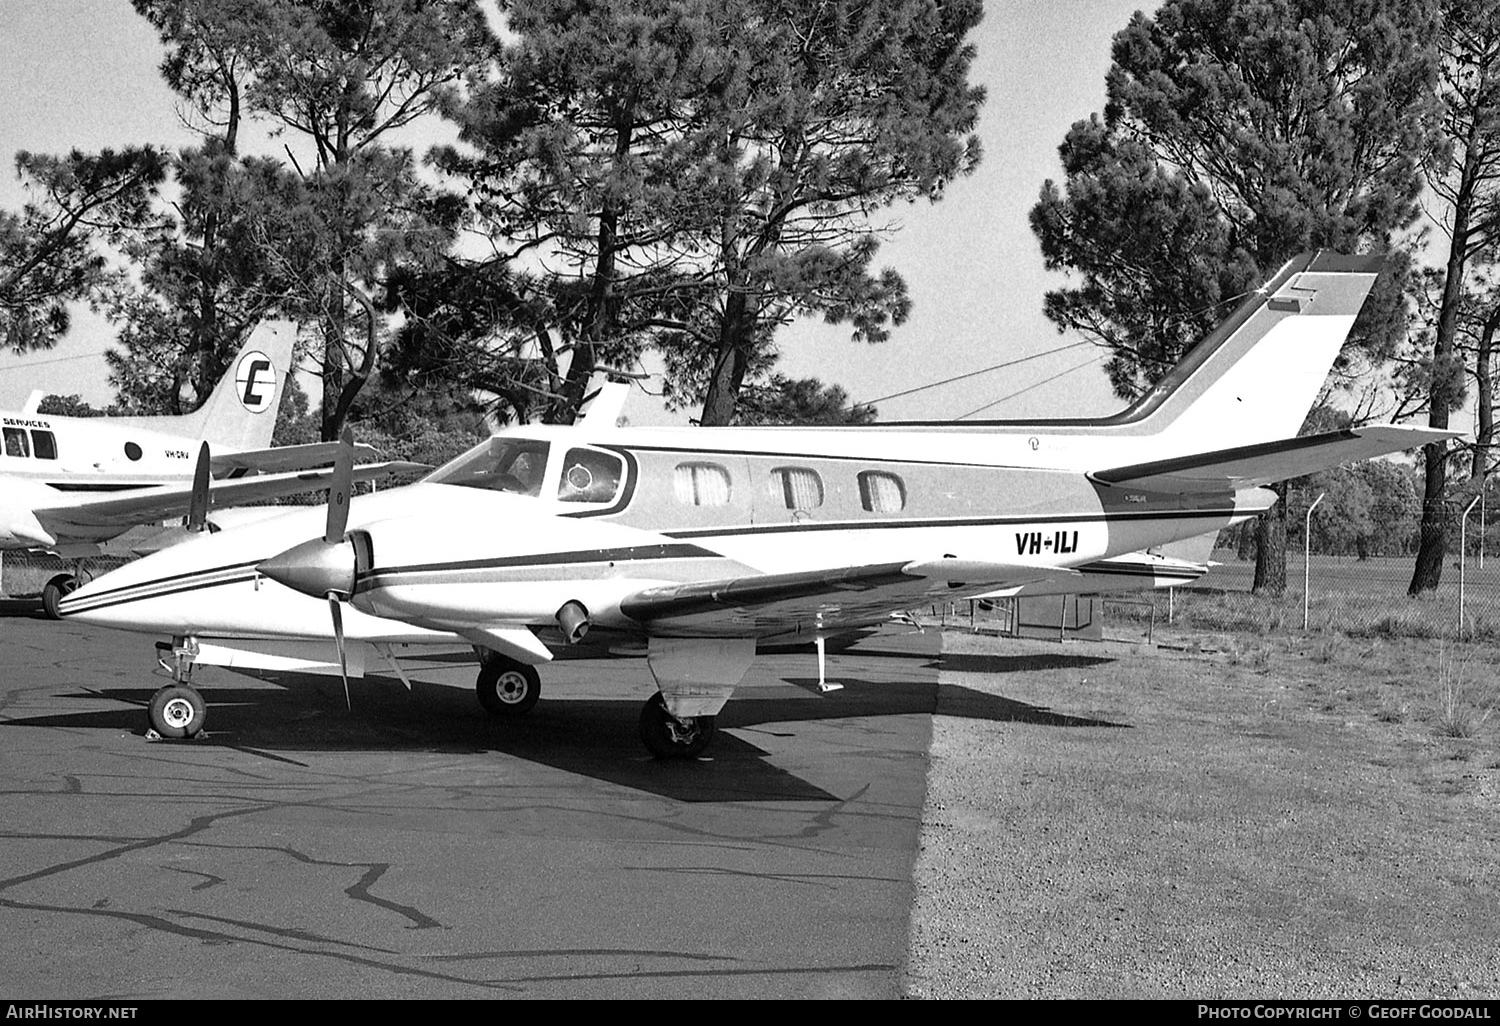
[61, 421, 1251, 642]
[57, 252, 1461, 757]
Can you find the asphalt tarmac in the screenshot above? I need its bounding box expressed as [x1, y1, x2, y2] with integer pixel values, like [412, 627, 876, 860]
[0, 605, 942, 999]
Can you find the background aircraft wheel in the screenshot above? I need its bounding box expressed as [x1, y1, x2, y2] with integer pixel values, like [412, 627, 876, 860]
[638, 693, 715, 759]
[475, 658, 540, 716]
[41, 574, 78, 620]
[148, 685, 206, 739]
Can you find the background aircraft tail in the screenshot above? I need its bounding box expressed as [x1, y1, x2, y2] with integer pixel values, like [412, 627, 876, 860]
[1105, 252, 1386, 451]
[95, 322, 296, 452]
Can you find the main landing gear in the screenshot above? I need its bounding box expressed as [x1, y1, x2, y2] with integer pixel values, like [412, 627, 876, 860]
[41, 564, 94, 620]
[471, 651, 719, 759]
[475, 655, 541, 716]
[638, 692, 715, 759]
[147, 636, 207, 739]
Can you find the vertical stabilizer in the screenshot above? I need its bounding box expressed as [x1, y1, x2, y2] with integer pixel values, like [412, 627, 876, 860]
[96, 322, 296, 452]
[1108, 253, 1385, 449]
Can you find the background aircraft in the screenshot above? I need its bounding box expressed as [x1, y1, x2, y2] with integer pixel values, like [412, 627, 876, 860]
[1, 322, 403, 614]
[60, 253, 1457, 757]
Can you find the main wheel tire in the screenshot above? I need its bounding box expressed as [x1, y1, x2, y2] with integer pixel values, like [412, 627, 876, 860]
[41, 574, 78, 620]
[148, 685, 207, 739]
[638, 693, 716, 759]
[475, 658, 541, 716]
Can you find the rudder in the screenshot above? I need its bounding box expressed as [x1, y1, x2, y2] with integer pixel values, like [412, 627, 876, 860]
[98, 322, 296, 451]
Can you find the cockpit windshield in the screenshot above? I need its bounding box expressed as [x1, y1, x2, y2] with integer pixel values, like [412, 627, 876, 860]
[424, 438, 551, 495]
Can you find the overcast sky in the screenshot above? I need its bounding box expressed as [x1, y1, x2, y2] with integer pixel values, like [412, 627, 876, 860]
[0, 0, 1148, 424]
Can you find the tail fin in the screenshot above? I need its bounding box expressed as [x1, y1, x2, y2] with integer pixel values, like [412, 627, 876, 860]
[97, 321, 296, 451]
[1108, 252, 1385, 449]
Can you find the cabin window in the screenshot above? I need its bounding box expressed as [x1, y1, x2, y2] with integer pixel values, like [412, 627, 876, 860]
[4, 427, 30, 458]
[770, 467, 824, 510]
[124, 442, 143, 461]
[557, 447, 624, 504]
[674, 462, 731, 506]
[30, 430, 57, 460]
[858, 471, 906, 512]
[425, 438, 550, 495]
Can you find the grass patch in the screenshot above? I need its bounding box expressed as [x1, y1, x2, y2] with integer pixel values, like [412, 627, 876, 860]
[1433, 651, 1497, 740]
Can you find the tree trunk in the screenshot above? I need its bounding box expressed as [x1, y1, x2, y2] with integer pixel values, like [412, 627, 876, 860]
[699, 287, 755, 426]
[1251, 486, 1288, 595]
[1409, 115, 1478, 593]
[1236, 521, 1257, 561]
[1471, 306, 1497, 480]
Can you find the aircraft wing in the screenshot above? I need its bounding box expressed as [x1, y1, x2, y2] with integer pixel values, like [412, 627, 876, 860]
[617, 558, 1075, 638]
[1090, 425, 1457, 493]
[209, 440, 383, 475]
[34, 462, 427, 530]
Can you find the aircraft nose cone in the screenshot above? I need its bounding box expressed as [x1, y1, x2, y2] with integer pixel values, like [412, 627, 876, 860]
[257, 536, 357, 599]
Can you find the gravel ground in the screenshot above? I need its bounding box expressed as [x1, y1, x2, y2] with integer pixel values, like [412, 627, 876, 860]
[904, 631, 1500, 999]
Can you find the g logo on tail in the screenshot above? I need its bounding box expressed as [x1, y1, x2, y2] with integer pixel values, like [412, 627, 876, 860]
[234, 351, 277, 413]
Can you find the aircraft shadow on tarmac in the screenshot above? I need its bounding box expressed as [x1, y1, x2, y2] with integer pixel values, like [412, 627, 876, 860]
[0, 597, 46, 619]
[5, 644, 1128, 803]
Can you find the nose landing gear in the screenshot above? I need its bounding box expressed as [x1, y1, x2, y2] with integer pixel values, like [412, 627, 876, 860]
[148, 636, 207, 739]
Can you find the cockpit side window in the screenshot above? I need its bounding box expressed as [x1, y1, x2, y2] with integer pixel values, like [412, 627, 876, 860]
[557, 447, 625, 504]
[425, 438, 551, 494]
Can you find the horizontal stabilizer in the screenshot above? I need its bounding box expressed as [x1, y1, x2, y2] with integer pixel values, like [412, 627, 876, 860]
[1090, 425, 1457, 493]
[210, 440, 381, 475]
[38, 461, 430, 528]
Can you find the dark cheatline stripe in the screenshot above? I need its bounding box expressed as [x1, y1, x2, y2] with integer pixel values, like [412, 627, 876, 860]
[359, 543, 720, 587]
[665, 508, 1239, 540]
[58, 561, 261, 616]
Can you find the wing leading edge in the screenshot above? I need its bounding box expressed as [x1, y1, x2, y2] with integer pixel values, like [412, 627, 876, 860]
[208, 440, 383, 475]
[617, 559, 1073, 638]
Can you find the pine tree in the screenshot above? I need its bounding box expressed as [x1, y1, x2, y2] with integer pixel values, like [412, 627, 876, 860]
[1031, 0, 1441, 594]
[439, 0, 984, 425]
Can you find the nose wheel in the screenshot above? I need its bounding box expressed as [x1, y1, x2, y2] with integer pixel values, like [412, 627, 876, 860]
[148, 684, 207, 739]
[638, 693, 715, 759]
[146, 636, 206, 739]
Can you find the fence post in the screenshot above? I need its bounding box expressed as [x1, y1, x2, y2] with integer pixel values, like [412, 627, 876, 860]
[1460, 493, 1482, 640]
[1303, 493, 1325, 631]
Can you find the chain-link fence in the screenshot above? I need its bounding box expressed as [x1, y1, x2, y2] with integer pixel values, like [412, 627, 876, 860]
[926, 488, 1500, 645]
[1192, 488, 1500, 641]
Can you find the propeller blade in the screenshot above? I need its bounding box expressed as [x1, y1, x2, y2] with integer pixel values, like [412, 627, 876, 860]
[329, 593, 351, 712]
[325, 426, 354, 545]
[188, 442, 211, 532]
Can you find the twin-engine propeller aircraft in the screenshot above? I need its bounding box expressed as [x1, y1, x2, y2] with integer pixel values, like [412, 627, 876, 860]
[60, 253, 1456, 757]
[1, 323, 407, 614]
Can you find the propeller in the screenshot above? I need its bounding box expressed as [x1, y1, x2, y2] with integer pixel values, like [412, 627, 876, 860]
[187, 441, 211, 533]
[257, 427, 358, 710]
